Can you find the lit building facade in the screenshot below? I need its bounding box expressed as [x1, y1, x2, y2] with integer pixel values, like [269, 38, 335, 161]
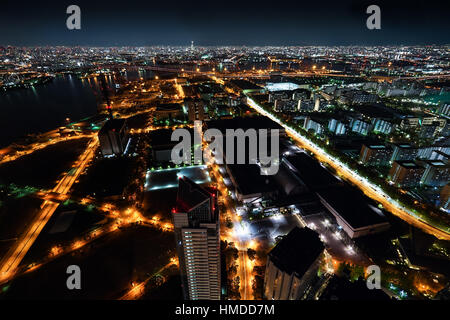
[419, 160, 450, 187]
[173, 177, 221, 300]
[360, 144, 392, 166]
[389, 160, 425, 187]
[98, 118, 129, 157]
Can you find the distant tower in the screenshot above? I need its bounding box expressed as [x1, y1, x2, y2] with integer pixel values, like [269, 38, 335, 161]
[191, 41, 194, 51]
[99, 75, 113, 119]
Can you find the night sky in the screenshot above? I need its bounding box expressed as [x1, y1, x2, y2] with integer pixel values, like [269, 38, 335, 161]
[0, 0, 449, 46]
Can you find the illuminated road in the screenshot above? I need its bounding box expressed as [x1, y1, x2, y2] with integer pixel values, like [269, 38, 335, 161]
[0, 134, 94, 166]
[238, 250, 247, 299]
[0, 138, 99, 283]
[246, 95, 450, 241]
[238, 249, 253, 300]
[205, 151, 252, 300]
[100, 64, 450, 82]
[118, 258, 177, 300]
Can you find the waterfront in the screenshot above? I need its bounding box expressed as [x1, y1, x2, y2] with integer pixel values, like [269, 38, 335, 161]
[0, 69, 156, 148]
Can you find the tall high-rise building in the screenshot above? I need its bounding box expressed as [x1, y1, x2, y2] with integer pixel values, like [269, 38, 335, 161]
[186, 98, 205, 121]
[172, 177, 221, 300]
[98, 118, 129, 157]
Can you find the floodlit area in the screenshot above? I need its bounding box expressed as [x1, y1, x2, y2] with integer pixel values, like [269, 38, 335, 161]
[144, 165, 211, 191]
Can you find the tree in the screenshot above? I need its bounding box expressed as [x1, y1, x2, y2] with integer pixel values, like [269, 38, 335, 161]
[252, 275, 265, 300]
[247, 248, 256, 261]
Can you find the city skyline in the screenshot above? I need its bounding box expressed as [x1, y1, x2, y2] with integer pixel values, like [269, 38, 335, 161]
[0, 1, 449, 308]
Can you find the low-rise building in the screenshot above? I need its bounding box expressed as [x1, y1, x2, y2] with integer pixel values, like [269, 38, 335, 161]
[316, 186, 390, 239]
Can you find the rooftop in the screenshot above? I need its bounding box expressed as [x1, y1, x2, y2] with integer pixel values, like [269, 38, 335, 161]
[395, 160, 424, 169]
[98, 118, 126, 134]
[176, 176, 213, 214]
[265, 82, 302, 92]
[317, 186, 388, 229]
[367, 145, 386, 149]
[206, 116, 284, 133]
[283, 153, 342, 191]
[269, 226, 324, 277]
[227, 164, 276, 196]
[155, 103, 182, 112]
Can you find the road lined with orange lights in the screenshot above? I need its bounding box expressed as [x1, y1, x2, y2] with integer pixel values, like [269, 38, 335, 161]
[245, 95, 450, 241]
[0, 138, 99, 283]
[238, 249, 251, 300]
[0, 134, 94, 166]
[119, 258, 178, 300]
[204, 149, 253, 300]
[8, 206, 172, 283]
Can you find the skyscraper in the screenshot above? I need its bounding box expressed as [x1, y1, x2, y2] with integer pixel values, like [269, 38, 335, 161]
[98, 118, 129, 157]
[172, 177, 221, 300]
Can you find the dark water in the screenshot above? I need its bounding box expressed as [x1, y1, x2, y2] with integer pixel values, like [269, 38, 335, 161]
[0, 69, 155, 148]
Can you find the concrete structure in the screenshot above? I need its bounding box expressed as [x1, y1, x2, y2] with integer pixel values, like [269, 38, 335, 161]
[264, 227, 324, 300]
[417, 138, 450, 159]
[419, 122, 441, 139]
[350, 119, 370, 136]
[98, 118, 129, 157]
[429, 150, 450, 162]
[440, 184, 450, 210]
[186, 98, 205, 121]
[154, 103, 183, 120]
[359, 144, 392, 166]
[372, 118, 394, 135]
[328, 118, 347, 135]
[389, 160, 425, 187]
[420, 160, 450, 187]
[317, 186, 390, 239]
[148, 129, 183, 163]
[439, 103, 450, 117]
[173, 177, 221, 300]
[304, 116, 324, 135]
[390, 143, 418, 162]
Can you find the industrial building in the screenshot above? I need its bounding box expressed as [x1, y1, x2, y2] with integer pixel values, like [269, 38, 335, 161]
[317, 186, 390, 238]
